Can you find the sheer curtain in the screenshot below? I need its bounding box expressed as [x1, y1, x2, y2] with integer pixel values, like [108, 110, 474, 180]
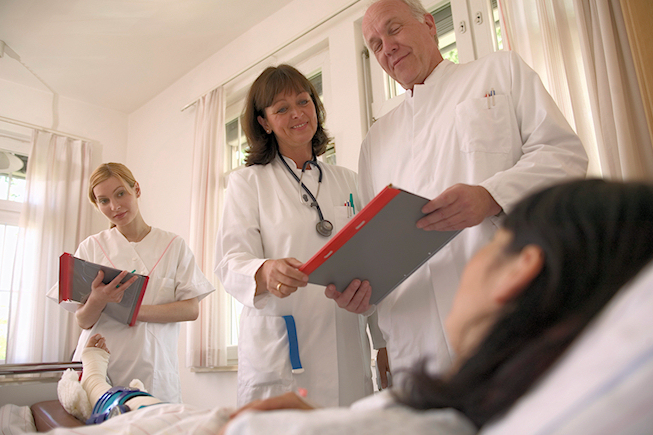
[186, 87, 231, 368]
[499, 0, 653, 180]
[572, 0, 653, 180]
[6, 131, 93, 363]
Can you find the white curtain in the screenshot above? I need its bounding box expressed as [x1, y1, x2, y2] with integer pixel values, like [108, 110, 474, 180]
[6, 131, 93, 363]
[186, 87, 231, 368]
[572, 0, 653, 180]
[499, 0, 653, 180]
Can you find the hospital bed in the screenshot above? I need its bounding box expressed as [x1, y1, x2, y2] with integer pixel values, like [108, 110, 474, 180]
[2, 262, 653, 434]
[0, 362, 83, 431]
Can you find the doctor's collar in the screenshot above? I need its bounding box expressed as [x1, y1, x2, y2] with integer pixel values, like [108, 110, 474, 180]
[406, 59, 453, 97]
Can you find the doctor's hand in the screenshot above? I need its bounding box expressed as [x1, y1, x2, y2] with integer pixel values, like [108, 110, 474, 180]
[376, 347, 391, 389]
[325, 279, 372, 314]
[417, 184, 502, 231]
[255, 258, 308, 298]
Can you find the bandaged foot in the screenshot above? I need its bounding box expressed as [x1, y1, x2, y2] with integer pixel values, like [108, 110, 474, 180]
[81, 346, 113, 405]
[82, 334, 161, 412]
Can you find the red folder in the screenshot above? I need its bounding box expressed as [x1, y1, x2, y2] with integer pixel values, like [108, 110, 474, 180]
[59, 253, 149, 326]
[299, 185, 460, 305]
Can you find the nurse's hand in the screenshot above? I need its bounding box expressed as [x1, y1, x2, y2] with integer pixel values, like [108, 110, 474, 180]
[76, 270, 138, 329]
[255, 258, 308, 298]
[324, 279, 372, 314]
[417, 184, 502, 231]
[90, 270, 137, 304]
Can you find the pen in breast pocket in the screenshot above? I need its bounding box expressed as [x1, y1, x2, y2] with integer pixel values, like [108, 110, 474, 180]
[485, 88, 496, 109]
[349, 193, 355, 215]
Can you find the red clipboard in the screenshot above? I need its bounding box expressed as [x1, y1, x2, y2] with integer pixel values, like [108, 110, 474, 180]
[300, 185, 460, 305]
[59, 253, 149, 326]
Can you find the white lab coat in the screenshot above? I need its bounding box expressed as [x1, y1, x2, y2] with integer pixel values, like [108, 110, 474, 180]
[215, 155, 373, 407]
[48, 227, 214, 403]
[359, 51, 588, 375]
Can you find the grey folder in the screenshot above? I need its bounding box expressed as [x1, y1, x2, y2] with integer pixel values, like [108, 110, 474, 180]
[300, 186, 461, 305]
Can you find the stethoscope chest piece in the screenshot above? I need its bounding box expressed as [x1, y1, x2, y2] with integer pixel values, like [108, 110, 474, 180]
[316, 218, 333, 237]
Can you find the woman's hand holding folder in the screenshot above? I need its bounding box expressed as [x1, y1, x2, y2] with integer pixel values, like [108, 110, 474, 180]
[76, 270, 138, 329]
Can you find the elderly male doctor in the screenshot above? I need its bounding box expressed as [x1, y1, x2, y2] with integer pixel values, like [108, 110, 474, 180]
[326, 0, 588, 383]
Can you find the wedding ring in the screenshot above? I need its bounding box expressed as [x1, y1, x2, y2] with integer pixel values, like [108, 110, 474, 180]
[115, 284, 121, 288]
[277, 282, 283, 292]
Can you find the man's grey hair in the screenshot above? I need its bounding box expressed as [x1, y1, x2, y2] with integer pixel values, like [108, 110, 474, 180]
[400, 0, 430, 22]
[366, 0, 439, 45]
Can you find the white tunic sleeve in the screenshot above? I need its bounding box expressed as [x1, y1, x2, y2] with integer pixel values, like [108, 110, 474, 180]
[214, 169, 268, 308]
[171, 237, 215, 302]
[479, 51, 588, 213]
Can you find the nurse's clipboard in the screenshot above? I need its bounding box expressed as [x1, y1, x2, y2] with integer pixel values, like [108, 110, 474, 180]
[58, 253, 149, 326]
[299, 185, 461, 305]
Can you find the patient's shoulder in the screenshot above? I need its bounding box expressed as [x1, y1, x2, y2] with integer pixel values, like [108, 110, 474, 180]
[480, 261, 653, 435]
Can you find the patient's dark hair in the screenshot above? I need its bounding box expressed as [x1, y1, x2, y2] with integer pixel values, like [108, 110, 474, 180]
[398, 179, 653, 428]
[242, 64, 329, 166]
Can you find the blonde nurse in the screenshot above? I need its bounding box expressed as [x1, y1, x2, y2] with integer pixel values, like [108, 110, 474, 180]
[48, 162, 214, 403]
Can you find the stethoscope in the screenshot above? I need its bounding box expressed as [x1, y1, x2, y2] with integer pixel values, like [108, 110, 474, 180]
[279, 154, 333, 237]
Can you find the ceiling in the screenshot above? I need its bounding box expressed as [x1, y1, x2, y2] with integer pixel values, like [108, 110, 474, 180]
[0, 0, 295, 114]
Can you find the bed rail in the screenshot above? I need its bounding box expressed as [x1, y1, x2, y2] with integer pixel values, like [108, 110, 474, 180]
[0, 362, 82, 376]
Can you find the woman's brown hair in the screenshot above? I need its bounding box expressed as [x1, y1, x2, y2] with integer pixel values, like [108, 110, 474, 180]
[242, 64, 330, 166]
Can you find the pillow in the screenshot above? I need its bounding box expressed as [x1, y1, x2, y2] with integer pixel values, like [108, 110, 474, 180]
[480, 261, 653, 435]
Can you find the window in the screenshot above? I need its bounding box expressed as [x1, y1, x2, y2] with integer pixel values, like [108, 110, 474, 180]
[225, 117, 248, 171]
[491, 0, 503, 51]
[0, 124, 30, 363]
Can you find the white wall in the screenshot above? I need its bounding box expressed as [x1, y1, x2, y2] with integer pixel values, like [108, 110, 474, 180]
[127, 0, 370, 409]
[0, 78, 129, 164]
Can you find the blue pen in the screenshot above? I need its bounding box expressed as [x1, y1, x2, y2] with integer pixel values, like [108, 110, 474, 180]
[349, 193, 355, 214]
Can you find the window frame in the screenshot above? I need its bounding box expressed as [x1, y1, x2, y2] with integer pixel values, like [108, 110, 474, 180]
[0, 123, 31, 364]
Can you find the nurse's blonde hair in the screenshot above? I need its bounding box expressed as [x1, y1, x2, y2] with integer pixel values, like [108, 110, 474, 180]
[88, 162, 138, 208]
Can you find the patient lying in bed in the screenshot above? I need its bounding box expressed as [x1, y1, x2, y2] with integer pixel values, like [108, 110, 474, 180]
[3, 179, 653, 434]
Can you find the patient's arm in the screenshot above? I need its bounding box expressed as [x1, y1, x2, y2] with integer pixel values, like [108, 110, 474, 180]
[219, 392, 315, 435]
[229, 392, 315, 419]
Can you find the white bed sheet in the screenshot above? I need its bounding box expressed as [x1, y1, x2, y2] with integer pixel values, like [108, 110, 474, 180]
[0, 404, 37, 435]
[0, 392, 475, 435]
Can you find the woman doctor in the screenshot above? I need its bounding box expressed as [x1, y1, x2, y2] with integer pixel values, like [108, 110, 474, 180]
[215, 64, 373, 407]
[49, 162, 214, 403]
